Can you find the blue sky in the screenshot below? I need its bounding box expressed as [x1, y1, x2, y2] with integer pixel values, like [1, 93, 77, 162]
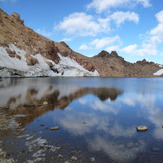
[1, 0, 163, 64]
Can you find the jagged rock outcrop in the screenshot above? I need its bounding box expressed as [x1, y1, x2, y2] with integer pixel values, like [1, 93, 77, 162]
[0, 9, 162, 77]
[91, 50, 162, 77]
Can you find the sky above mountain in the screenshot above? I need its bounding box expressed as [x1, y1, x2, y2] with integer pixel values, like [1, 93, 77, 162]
[1, 0, 163, 64]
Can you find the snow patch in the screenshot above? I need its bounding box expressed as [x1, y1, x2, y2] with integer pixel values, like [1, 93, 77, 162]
[153, 69, 163, 76]
[0, 44, 99, 77]
[56, 53, 99, 76]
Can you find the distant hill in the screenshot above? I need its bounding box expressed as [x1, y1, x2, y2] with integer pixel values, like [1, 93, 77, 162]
[0, 9, 162, 77]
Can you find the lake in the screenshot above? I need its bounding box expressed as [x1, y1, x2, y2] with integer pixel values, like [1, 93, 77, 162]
[0, 77, 163, 163]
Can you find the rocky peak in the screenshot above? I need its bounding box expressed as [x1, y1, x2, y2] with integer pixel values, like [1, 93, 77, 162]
[110, 51, 118, 57]
[95, 50, 110, 58]
[11, 12, 24, 24]
[136, 59, 155, 65]
[94, 50, 124, 60]
[60, 41, 70, 49]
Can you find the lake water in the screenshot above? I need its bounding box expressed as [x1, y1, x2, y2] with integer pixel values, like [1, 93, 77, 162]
[0, 77, 163, 163]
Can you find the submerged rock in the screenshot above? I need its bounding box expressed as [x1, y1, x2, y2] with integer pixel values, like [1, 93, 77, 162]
[151, 146, 161, 152]
[90, 157, 95, 162]
[136, 125, 148, 132]
[50, 126, 60, 130]
[71, 156, 77, 161]
[43, 101, 48, 105]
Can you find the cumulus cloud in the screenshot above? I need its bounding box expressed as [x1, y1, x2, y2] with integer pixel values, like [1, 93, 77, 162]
[120, 10, 163, 56]
[121, 44, 138, 53]
[137, 0, 151, 7]
[56, 12, 102, 36]
[79, 35, 121, 51]
[121, 97, 135, 106]
[105, 45, 120, 52]
[87, 0, 151, 13]
[137, 10, 163, 56]
[79, 44, 89, 50]
[57, 11, 139, 37]
[0, 0, 17, 2]
[110, 11, 139, 26]
[90, 35, 121, 49]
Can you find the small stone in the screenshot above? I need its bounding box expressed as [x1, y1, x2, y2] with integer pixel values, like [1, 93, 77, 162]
[50, 126, 60, 130]
[71, 156, 77, 161]
[64, 161, 70, 163]
[83, 122, 87, 125]
[57, 154, 63, 158]
[90, 157, 95, 162]
[151, 146, 161, 152]
[40, 124, 44, 126]
[43, 101, 48, 105]
[136, 125, 148, 132]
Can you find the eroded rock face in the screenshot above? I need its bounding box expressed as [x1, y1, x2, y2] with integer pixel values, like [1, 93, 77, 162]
[11, 12, 24, 24]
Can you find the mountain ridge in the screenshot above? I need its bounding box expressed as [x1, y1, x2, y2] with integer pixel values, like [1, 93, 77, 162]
[0, 9, 162, 77]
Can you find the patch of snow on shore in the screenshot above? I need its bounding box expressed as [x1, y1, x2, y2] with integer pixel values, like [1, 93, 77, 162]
[153, 69, 163, 76]
[0, 44, 55, 77]
[56, 53, 99, 76]
[0, 44, 99, 77]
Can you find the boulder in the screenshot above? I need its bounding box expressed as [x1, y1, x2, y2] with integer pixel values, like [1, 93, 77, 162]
[136, 125, 148, 132]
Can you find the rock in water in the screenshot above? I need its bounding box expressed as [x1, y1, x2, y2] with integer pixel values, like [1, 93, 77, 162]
[50, 126, 60, 130]
[71, 156, 77, 161]
[136, 125, 148, 132]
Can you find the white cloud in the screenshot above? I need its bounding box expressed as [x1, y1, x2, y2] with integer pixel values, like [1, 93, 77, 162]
[57, 11, 140, 37]
[91, 100, 118, 114]
[121, 44, 137, 53]
[105, 45, 120, 52]
[57, 12, 102, 36]
[137, 0, 151, 8]
[121, 97, 135, 106]
[120, 10, 163, 56]
[35, 29, 52, 37]
[110, 11, 139, 26]
[90, 36, 120, 49]
[0, 0, 17, 2]
[79, 44, 89, 50]
[136, 10, 163, 56]
[87, 0, 151, 13]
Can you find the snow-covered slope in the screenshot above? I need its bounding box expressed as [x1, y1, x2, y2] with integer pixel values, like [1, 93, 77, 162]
[0, 44, 99, 77]
[153, 69, 163, 76]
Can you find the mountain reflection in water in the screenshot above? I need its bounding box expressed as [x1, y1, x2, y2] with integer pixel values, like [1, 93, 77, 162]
[0, 78, 122, 125]
[0, 77, 163, 163]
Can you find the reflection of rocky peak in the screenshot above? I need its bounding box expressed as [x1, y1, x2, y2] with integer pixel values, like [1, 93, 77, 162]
[0, 78, 122, 126]
[93, 88, 122, 101]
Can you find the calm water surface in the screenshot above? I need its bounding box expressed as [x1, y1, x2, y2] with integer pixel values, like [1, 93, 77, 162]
[0, 77, 163, 163]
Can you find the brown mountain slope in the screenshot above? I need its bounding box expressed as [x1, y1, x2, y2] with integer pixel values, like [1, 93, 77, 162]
[0, 9, 97, 77]
[0, 9, 162, 77]
[91, 50, 162, 77]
